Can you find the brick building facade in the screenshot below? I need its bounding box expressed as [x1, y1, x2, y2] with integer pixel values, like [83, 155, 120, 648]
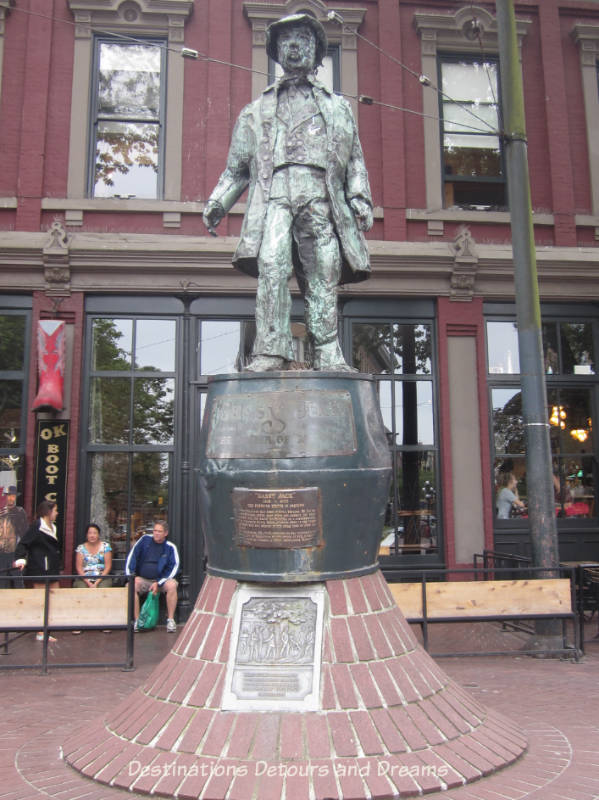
[1, 0, 599, 612]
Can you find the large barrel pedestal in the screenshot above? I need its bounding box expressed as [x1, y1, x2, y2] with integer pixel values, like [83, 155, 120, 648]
[198, 372, 392, 582]
[64, 372, 527, 798]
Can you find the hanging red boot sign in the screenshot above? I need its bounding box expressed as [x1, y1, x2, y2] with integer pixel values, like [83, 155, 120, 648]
[32, 320, 65, 412]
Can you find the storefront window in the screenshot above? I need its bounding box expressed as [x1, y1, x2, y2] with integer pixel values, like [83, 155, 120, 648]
[0, 307, 29, 563]
[0, 315, 26, 449]
[352, 323, 432, 375]
[85, 315, 176, 557]
[487, 321, 520, 374]
[378, 380, 434, 447]
[351, 319, 438, 559]
[487, 319, 596, 376]
[488, 312, 597, 522]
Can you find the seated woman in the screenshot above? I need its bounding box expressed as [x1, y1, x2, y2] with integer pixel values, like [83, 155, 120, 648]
[496, 472, 526, 519]
[74, 523, 112, 588]
[13, 500, 61, 641]
[72, 523, 112, 634]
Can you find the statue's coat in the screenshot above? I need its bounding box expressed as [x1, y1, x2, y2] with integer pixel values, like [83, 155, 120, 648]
[207, 77, 372, 285]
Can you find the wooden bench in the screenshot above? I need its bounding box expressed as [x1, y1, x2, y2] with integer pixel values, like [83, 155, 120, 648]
[388, 577, 581, 659]
[0, 585, 134, 672]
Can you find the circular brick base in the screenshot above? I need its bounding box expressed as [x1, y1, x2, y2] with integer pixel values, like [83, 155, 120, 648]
[63, 572, 527, 798]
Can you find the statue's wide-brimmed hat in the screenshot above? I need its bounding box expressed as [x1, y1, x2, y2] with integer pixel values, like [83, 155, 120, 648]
[266, 13, 328, 67]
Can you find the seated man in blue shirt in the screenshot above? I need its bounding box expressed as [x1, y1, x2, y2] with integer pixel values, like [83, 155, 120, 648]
[125, 521, 180, 632]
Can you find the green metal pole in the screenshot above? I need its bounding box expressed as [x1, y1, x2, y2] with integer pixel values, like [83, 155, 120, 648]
[495, 0, 559, 572]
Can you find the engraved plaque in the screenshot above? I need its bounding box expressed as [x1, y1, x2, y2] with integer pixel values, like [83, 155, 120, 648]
[233, 487, 321, 549]
[222, 585, 325, 712]
[206, 389, 356, 458]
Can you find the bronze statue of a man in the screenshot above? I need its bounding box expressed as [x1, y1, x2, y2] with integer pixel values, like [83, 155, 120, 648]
[203, 13, 373, 372]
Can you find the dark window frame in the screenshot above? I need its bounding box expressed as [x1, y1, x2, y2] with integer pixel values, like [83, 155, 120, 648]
[485, 304, 599, 527]
[343, 300, 443, 567]
[79, 299, 182, 560]
[0, 298, 32, 495]
[438, 53, 506, 211]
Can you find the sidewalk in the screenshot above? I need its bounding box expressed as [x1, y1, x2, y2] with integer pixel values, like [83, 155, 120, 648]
[1, 619, 599, 800]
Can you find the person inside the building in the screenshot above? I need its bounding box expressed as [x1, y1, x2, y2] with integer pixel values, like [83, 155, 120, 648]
[12, 500, 61, 641]
[496, 472, 527, 519]
[125, 520, 179, 633]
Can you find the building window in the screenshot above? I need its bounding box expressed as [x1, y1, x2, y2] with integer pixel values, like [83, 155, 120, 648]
[440, 56, 505, 210]
[0, 303, 30, 538]
[487, 314, 597, 521]
[415, 6, 529, 213]
[66, 0, 192, 201]
[90, 39, 165, 199]
[85, 315, 177, 559]
[572, 24, 599, 218]
[351, 319, 439, 559]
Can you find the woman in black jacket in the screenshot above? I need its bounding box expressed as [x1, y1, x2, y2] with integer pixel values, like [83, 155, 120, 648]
[13, 500, 61, 641]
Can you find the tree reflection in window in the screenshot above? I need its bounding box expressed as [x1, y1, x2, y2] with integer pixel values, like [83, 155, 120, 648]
[92, 41, 164, 198]
[491, 388, 525, 455]
[87, 316, 176, 555]
[89, 318, 174, 445]
[491, 385, 596, 519]
[0, 314, 26, 450]
[352, 323, 431, 375]
[352, 321, 438, 556]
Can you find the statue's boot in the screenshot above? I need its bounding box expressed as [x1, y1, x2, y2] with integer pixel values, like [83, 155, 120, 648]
[313, 339, 357, 372]
[245, 354, 287, 372]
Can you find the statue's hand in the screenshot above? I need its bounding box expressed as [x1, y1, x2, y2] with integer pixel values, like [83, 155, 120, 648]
[203, 201, 226, 236]
[350, 197, 373, 232]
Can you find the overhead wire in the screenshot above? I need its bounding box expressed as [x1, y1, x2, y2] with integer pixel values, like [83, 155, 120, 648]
[7, 2, 499, 136]
[329, 14, 498, 135]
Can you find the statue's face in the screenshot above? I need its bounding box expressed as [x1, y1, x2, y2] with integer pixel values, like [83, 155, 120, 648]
[276, 24, 316, 75]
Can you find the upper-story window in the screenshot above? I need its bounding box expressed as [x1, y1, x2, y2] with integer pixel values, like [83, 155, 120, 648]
[90, 39, 166, 199]
[67, 1, 192, 202]
[415, 6, 529, 215]
[572, 25, 599, 218]
[440, 55, 505, 210]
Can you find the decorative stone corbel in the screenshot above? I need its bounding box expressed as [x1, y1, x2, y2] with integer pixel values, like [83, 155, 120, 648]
[449, 225, 478, 301]
[43, 219, 71, 296]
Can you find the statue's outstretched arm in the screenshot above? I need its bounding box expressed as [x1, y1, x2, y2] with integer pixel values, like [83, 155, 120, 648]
[203, 111, 253, 235]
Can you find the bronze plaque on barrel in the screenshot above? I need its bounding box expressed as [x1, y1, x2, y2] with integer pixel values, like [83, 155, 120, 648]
[206, 389, 356, 459]
[233, 488, 322, 549]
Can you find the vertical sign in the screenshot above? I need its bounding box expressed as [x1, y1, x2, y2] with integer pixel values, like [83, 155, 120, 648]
[35, 420, 69, 547]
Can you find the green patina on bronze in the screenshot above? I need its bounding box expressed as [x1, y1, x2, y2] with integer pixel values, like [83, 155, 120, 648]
[203, 14, 373, 373]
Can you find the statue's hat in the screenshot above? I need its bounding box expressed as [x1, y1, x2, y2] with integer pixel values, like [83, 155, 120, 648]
[266, 13, 328, 68]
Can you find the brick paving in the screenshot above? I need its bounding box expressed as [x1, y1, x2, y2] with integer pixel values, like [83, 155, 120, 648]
[1, 585, 599, 799]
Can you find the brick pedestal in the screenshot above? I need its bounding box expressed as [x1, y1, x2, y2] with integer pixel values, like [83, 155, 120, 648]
[64, 572, 527, 798]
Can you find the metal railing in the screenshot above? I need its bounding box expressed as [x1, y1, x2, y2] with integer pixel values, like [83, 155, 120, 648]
[472, 549, 533, 579]
[0, 572, 135, 673]
[385, 564, 581, 659]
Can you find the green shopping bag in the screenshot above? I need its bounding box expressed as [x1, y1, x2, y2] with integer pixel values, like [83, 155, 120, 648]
[137, 591, 159, 631]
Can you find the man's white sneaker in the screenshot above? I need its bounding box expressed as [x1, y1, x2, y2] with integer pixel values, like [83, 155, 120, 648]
[166, 618, 177, 633]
